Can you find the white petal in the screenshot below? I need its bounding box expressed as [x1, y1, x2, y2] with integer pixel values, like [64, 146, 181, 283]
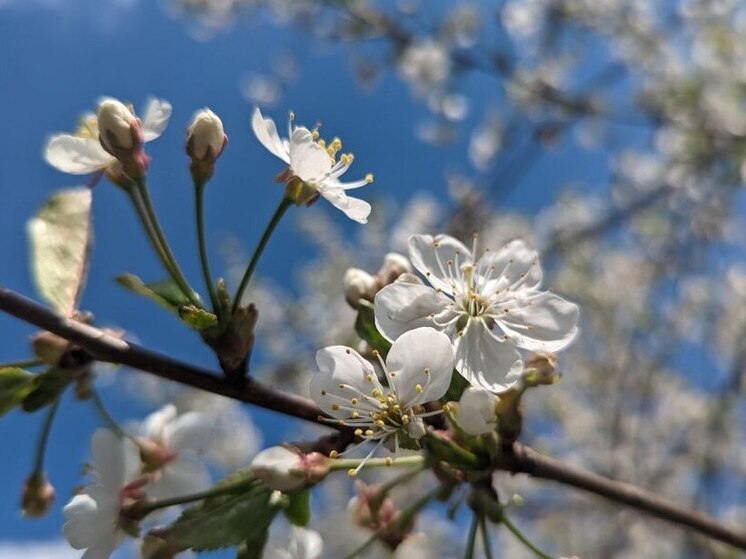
[310, 346, 376, 417]
[385, 327, 454, 405]
[141, 404, 177, 441]
[44, 134, 113, 174]
[289, 128, 332, 181]
[251, 107, 290, 163]
[141, 98, 172, 141]
[408, 234, 472, 294]
[250, 446, 305, 492]
[149, 455, 211, 501]
[81, 531, 121, 559]
[455, 321, 523, 393]
[456, 387, 497, 435]
[164, 411, 211, 452]
[292, 527, 324, 559]
[320, 188, 371, 224]
[63, 494, 102, 549]
[496, 291, 579, 352]
[374, 282, 454, 341]
[91, 429, 141, 488]
[476, 239, 542, 294]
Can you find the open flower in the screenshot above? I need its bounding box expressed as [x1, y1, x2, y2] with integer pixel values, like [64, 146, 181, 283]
[135, 404, 211, 501]
[310, 327, 454, 474]
[264, 527, 324, 559]
[63, 429, 146, 559]
[374, 234, 579, 393]
[251, 107, 373, 223]
[45, 97, 171, 176]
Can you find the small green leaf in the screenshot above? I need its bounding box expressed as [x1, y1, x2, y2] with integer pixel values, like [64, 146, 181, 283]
[22, 369, 70, 412]
[444, 371, 470, 402]
[355, 301, 391, 355]
[27, 187, 93, 316]
[235, 532, 269, 559]
[116, 274, 190, 312]
[284, 489, 311, 527]
[178, 305, 219, 330]
[158, 472, 285, 552]
[0, 368, 35, 416]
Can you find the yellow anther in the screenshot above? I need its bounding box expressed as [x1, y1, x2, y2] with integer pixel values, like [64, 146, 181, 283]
[385, 457, 393, 466]
[424, 368, 430, 375]
[365, 173, 374, 183]
[372, 349, 380, 356]
[351, 411, 360, 419]
[348, 469, 358, 478]
[331, 404, 340, 411]
[289, 110, 295, 120]
[367, 374, 375, 383]
[351, 398, 359, 405]
[329, 450, 339, 459]
[415, 384, 423, 394]
[375, 419, 385, 427]
[393, 404, 401, 412]
[354, 429, 363, 437]
[365, 429, 374, 437]
[372, 388, 383, 398]
[313, 132, 322, 142]
[401, 415, 410, 424]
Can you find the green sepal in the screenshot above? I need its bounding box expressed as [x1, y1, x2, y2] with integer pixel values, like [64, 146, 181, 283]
[0, 367, 36, 416]
[116, 274, 191, 313]
[22, 369, 70, 412]
[178, 305, 219, 330]
[354, 301, 391, 355]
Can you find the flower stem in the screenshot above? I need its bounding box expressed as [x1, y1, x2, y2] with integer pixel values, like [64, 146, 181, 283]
[194, 181, 220, 316]
[328, 455, 425, 472]
[0, 358, 44, 369]
[91, 391, 126, 438]
[424, 432, 483, 468]
[140, 478, 260, 515]
[126, 181, 201, 308]
[31, 397, 61, 474]
[464, 513, 479, 559]
[479, 515, 495, 559]
[501, 513, 553, 559]
[231, 197, 292, 315]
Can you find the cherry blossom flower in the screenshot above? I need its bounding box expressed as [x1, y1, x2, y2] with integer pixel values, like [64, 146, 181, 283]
[374, 234, 579, 392]
[264, 527, 324, 559]
[44, 97, 171, 176]
[251, 107, 373, 223]
[310, 327, 454, 474]
[135, 404, 211, 501]
[186, 108, 227, 161]
[250, 446, 328, 492]
[63, 429, 146, 559]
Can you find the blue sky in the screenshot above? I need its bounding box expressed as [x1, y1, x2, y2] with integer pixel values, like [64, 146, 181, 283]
[0, 1, 619, 556]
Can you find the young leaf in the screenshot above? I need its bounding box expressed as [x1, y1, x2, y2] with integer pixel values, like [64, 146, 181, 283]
[157, 472, 286, 552]
[284, 489, 311, 527]
[27, 187, 93, 317]
[22, 369, 70, 412]
[355, 301, 391, 355]
[0, 368, 35, 416]
[178, 305, 219, 330]
[116, 274, 190, 313]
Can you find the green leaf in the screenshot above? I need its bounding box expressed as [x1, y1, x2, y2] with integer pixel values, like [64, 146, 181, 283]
[235, 532, 269, 559]
[22, 369, 70, 412]
[0, 368, 35, 416]
[355, 301, 391, 355]
[158, 472, 285, 552]
[284, 489, 311, 527]
[27, 187, 93, 316]
[178, 305, 219, 330]
[116, 274, 190, 313]
[444, 370, 470, 402]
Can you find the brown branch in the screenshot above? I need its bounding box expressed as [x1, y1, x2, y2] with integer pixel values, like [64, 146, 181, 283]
[0, 286, 745, 550]
[0, 287, 330, 428]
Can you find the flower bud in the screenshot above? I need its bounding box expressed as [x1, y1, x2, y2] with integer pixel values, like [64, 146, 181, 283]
[455, 387, 498, 435]
[21, 472, 55, 518]
[523, 353, 559, 386]
[376, 253, 411, 285]
[97, 99, 138, 152]
[250, 446, 328, 492]
[343, 268, 377, 309]
[186, 109, 227, 161]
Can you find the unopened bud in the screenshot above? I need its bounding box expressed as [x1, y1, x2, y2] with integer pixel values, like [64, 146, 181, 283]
[97, 98, 138, 152]
[376, 253, 411, 285]
[343, 268, 377, 309]
[523, 353, 559, 386]
[186, 108, 227, 162]
[21, 472, 55, 518]
[454, 387, 498, 435]
[31, 330, 69, 366]
[250, 446, 328, 492]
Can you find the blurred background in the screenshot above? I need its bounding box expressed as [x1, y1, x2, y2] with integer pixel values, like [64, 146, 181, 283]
[1, 0, 746, 557]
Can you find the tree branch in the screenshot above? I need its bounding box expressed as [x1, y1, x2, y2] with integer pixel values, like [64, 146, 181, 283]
[0, 286, 744, 550]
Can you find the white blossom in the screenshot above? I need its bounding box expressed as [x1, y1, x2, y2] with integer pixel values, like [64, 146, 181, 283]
[374, 233, 578, 392]
[45, 97, 171, 175]
[63, 429, 144, 559]
[310, 327, 454, 472]
[264, 527, 323, 559]
[250, 446, 308, 492]
[455, 386, 499, 435]
[186, 108, 226, 160]
[251, 107, 373, 223]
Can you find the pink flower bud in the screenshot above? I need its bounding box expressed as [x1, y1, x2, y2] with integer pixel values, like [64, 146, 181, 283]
[97, 99, 139, 151]
[21, 472, 55, 518]
[250, 446, 328, 492]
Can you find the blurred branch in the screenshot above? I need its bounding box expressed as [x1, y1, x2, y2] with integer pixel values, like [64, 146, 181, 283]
[0, 286, 745, 549]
